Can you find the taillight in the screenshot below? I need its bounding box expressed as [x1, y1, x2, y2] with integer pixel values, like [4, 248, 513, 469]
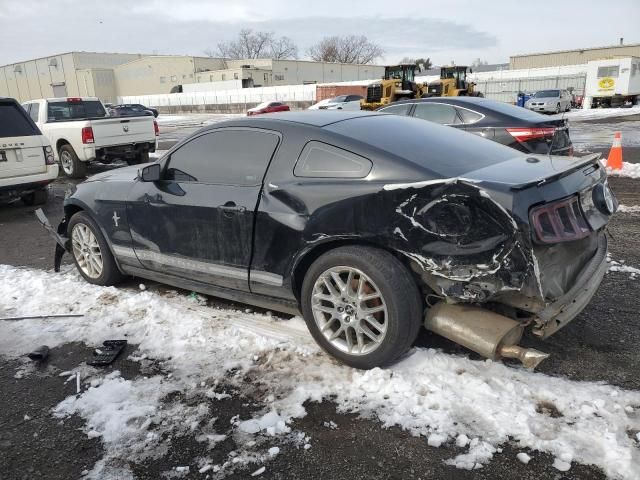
[529, 195, 591, 244]
[67, 97, 82, 103]
[507, 127, 556, 142]
[81, 127, 94, 144]
[153, 120, 159, 136]
[43, 145, 55, 165]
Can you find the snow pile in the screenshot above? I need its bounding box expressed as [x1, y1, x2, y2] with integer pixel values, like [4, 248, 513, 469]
[156, 113, 242, 128]
[1, 265, 640, 479]
[607, 162, 640, 179]
[608, 258, 640, 278]
[618, 204, 640, 213]
[561, 105, 640, 122]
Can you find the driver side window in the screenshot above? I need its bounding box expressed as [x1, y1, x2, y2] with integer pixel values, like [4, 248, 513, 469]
[165, 129, 280, 185]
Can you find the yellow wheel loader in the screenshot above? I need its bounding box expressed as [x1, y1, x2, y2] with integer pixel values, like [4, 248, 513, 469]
[425, 66, 483, 97]
[361, 64, 428, 110]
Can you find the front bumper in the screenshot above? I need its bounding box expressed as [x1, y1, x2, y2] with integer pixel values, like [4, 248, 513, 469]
[532, 232, 608, 338]
[526, 104, 554, 113]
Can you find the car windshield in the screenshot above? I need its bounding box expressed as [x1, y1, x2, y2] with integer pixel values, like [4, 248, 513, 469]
[329, 96, 348, 103]
[253, 101, 273, 109]
[533, 90, 560, 98]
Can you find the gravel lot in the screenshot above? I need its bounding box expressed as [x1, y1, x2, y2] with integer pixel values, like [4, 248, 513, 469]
[1, 114, 638, 480]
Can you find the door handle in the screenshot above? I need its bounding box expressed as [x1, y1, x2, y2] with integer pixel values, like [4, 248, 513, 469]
[219, 202, 246, 214]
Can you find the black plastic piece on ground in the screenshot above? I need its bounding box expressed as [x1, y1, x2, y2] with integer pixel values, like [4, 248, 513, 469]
[88, 340, 127, 366]
[27, 345, 50, 361]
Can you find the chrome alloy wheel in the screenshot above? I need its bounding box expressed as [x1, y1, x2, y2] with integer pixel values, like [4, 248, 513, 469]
[311, 266, 388, 356]
[60, 150, 73, 175]
[71, 223, 103, 279]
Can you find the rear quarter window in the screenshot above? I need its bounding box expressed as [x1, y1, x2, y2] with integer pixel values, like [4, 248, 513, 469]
[294, 141, 372, 178]
[0, 101, 39, 137]
[326, 115, 517, 178]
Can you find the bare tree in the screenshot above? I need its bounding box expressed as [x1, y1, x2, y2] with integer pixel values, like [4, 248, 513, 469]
[270, 36, 298, 60]
[211, 29, 298, 60]
[399, 57, 433, 71]
[307, 36, 384, 64]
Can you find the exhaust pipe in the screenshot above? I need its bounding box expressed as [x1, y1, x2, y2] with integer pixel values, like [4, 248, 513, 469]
[424, 303, 549, 369]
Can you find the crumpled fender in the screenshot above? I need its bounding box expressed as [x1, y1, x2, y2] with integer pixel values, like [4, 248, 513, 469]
[380, 179, 540, 303]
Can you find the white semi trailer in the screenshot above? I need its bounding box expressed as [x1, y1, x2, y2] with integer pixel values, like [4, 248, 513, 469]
[583, 57, 640, 109]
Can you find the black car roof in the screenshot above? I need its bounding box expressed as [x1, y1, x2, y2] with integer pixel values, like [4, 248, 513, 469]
[204, 111, 386, 130]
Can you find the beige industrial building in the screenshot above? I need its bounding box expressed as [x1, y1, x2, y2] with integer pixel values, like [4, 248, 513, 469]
[0, 51, 385, 103]
[194, 59, 384, 87]
[510, 42, 640, 69]
[0, 52, 144, 104]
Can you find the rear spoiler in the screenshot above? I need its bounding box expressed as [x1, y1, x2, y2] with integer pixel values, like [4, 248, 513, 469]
[510, 153, 602, 191]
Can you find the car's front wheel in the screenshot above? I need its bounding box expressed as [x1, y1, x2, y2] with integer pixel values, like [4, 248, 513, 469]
[68, 212, 124, 286]
[301, 246, 423, 369]
[555, 103, 561, 114]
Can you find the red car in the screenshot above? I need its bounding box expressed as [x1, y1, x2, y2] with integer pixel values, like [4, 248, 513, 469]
[246, 101, 290, 116]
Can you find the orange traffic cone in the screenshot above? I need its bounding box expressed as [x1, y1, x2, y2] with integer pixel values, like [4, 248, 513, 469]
[607, 132, 623, 170]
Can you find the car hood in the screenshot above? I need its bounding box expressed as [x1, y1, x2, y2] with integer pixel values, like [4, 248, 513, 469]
[83, 163, 152, 183]
[466, 153, 600, 190]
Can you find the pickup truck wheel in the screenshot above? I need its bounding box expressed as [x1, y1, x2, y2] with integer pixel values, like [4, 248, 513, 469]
[21, 188, 48, 206]
[301, 246, 422, 369]
[59, 145, 87, 178]
[68, 212, 124, 286]
[127, 150, 149, 166]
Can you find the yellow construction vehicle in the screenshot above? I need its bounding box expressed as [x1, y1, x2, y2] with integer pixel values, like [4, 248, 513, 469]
[424, 66, 483, 97]
[361, 64, 427, 110]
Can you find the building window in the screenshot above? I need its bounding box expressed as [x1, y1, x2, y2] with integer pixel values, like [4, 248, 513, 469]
[171, 75, 177, 82]
[160, 76, 166, 84]
[274, 74, 284, 81]
[234, 73, 239, 79]
[264, 73, 268, 81]
[182, 74, 187, 79]
[597, 66, 619, 78]
[222, 74, 226, 81]
[210, 75, 214, 81]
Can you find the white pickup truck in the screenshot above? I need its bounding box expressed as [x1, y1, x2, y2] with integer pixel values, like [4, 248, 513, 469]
[22, 97, 158, 178]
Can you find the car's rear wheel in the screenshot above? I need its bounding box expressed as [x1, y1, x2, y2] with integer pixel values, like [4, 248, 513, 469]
[59, 145, 87, 179]
[21, 188, 48, 206]
[68, 212, 124, 286]
[301, 246, 422, 369]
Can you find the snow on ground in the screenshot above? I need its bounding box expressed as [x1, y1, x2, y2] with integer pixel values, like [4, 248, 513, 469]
[603, 161, 640, 179]
[156, 113, 243, 128]
[618, 204, 640, 213]
[1, 265, 640, 479]
[557, 105, 640, 122]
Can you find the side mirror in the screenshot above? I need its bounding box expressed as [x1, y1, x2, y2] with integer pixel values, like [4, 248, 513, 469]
[140, 163, 161, 182]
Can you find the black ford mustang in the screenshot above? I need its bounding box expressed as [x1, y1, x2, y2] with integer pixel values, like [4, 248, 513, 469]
[38, 111, 616, 369]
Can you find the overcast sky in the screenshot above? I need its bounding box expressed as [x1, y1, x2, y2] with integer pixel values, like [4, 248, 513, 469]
[1, 0, 639, 66]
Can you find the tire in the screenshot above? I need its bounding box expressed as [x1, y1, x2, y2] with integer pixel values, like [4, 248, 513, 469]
[555, 103, 561, 114]
[127, 150, 150, 166]
[21, 188, 48, 206]
[565, 103, 571, 112]
[59, 145, 87, 179]
[301, 246, 423, 369]
[68, 211, 124, 286]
